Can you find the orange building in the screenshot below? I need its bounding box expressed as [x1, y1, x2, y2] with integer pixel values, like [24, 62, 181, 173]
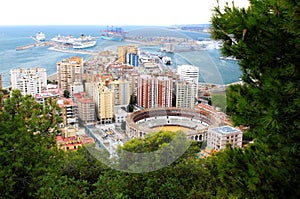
[137, 75, 173, 108]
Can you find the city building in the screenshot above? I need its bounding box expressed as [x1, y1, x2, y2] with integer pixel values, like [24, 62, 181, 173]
[126, 53, 139, 67]
[177, 64, 199, 83]
[57, 98, 78, 127]
[175, 80, 197, 109]
[35, 85, 62, 104]
[128, 72, 140, 96]
[10, 67, 47, 96]
[137, 75, 173, 109]
[95, 81, 114, 124]
[109, 80, 131, 106]
[177, 65, 199, 97]
[117, 45, 139, 64]
[70, 81, 84, 97]
[57, 56, 83, 95]
[207, 125, 243, 151]
[73, 92, 96, 125]
[114, 106, 128, 125]
[56, 126, 94, 151]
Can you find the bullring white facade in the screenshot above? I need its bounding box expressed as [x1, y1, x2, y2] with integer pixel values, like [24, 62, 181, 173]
[126, 107, 243, 151]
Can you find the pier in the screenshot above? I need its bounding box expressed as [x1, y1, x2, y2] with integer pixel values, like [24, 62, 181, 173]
[16, 41, 51, 51]
[48, 46, 97, 55]
[16, 41, 98, 55]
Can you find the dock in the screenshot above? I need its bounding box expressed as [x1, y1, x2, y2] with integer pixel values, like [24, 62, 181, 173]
[48, 46, 97, 55]
[16, 42, 49, 51]
[16, 41, 98, 55]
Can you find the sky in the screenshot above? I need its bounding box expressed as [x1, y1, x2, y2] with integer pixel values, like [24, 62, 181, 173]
[0, 0, 249, 26]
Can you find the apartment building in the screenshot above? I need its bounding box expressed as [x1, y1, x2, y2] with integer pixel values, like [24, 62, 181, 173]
[175, 80, 197, 109]
[10, 67, 47, 96]
[137, 75, 173, 109]
[207, 125, 243, 151]
[57, 56, 83, 95]
[73, 92, 95, 125]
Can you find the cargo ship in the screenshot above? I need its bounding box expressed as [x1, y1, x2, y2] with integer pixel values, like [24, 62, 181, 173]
[100, 26, 126, 41]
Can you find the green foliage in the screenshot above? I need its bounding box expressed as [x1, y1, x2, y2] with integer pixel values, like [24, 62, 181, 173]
[63, 89, 70, 98]
[115, 131, 194, 173]
[211, 93, 227, 112]
[1, 1, 299, 198]
[0, 90, 62, 198]
[211, 0, 300, 197]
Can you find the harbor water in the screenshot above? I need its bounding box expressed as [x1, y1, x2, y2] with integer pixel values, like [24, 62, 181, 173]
[0, 25, 242, 88]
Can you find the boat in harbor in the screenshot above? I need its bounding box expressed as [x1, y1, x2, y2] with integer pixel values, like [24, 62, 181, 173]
[100, 26, 126, 41]
[32, 32, 46, 42]
[50, 34, 96, 49]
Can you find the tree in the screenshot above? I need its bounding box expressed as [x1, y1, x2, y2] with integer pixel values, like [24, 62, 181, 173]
[91, 131, 204, 199]
[211, 93, 226, 112]
[63, 89, 70, 98]
[0, 90, 62, 198]
[210, 0, 300, 197]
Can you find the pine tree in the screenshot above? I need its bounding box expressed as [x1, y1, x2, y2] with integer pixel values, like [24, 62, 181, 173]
[211, 0, 300, 197]
[0, 90, 62, 198]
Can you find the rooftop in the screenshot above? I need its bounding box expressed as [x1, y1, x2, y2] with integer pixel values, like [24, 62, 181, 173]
[212, 125, 241, 135]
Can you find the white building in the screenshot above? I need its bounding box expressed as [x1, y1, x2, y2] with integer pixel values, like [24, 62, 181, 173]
[177, 65, 199, 84]
[10, 67, 47, 96]
[175, 80, 197, 109]
[177, 65, 199, 97]
[207, 125, 243, 151]
[114, 106, 128, 124]
[71, 82, 84, 97]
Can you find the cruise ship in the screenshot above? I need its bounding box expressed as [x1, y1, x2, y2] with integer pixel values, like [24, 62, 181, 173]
[33, 32, 46, 42]
[51, 34, 97, 49]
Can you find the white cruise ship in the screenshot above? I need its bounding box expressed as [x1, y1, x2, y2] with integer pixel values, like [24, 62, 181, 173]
[51, 34, 96, 49]
[34, 32, 46, 42]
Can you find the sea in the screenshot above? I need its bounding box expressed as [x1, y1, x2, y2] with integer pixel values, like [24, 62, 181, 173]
[0, 25, 242, 88]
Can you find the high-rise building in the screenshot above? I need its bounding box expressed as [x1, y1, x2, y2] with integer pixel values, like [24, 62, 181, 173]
[95, 81, 114, 124]
[177, 65, 199, 84]
[126, 53, 139, 67]
[10, 67, 47, 96]
[73, 92, 95, 125]
[109, 80, 131, 106]
[57, 98, 78, 127]
[118, 45, 138, 64]
[207, 126, 243, 151]
[175, 80, 197, 109]
[57, 56, 83, 94]
[177, 65, 199, 97]
[137, 75, 173, 109]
